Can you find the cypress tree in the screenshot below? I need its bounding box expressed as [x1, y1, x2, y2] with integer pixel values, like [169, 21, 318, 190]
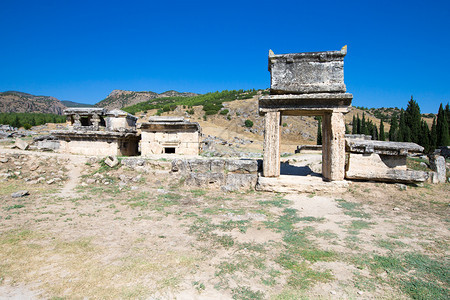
[345, 123, 350, 134]
[436, 103, 450, 146]
[398, 111, 405, 142]
[430, 117, 437, 150]
[361, 113, 367, 135]
[420, 120, 431, 153]
[352, 115, 357, 134]
[317, 118, 322, 145]
[356, 114, 361, 134]
[445, 103, 450, 136]
[379, 120, 385, 141]
[389, 116, 398, 141]
[405, 96, 421, 144]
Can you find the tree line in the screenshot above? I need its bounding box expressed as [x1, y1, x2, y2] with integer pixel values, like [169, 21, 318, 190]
[347, 98, 450, 153]
[0, 112, 66, 130]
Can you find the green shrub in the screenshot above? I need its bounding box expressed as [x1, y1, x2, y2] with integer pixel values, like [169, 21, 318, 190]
[220, 109, 229, 115]
[244, 119, 253, 128]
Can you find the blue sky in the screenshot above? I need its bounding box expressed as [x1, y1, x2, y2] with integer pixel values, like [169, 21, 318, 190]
[0, 0, 449, 113]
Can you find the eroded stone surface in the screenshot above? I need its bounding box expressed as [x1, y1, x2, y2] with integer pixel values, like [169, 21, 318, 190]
[429, 155, 446, 183]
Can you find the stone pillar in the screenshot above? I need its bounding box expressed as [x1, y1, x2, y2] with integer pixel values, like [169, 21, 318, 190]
[263, 111, 281, 177]
[322, 111, 346, 181]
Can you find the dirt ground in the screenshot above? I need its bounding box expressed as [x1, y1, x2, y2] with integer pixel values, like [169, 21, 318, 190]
[0, 147, 448, 299]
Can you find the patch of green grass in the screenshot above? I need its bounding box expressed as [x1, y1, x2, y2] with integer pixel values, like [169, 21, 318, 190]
[190, 189, 207, 197]
[4, 204, 25, 211]
[298, 216, 325, 222]
[231, 286, 264, 300]
[348, 220, 374, 231]
[216, 235, 234, 248]
[336, 199, 371, 219]
[264, 208, 301, 232]
[376, 239, 407, 251]
[258, 197, 290, 208]
[218, 220, 250, 233]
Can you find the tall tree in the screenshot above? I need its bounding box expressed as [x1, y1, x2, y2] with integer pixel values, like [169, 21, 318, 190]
[389, 116, 398, 141]
[436, 103, 450, 146]
[361, 113, 367, 135]
[352, 115, 357, 134]
[317, 118, 322, 145]
[405, 96, 422, 144]
[430, 117, 437, 150]
[419, 120, 431, 153]
[379, 120, 385, 141]
[356, 114, 361, 134]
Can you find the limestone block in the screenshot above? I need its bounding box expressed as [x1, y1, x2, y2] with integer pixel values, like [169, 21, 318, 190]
[347, 153, 407, 172]
[189, 159, 211, 173]
[185, 172, 225, 188]
[256, 175, 348, 193]
[429, 155, 446, 183]
[263, 111, 280, 177]
[104, 156, 119, 168]
[269, 47, 347, 94]
[322, 112, 345, 181]
[14, 138, 29, 150]
[211, 159, 225, 172]
[225, 160, 258, 173]
[222, 173, 258, 192]
[346, 168, 429, 183]
[171, 159, 188, 173]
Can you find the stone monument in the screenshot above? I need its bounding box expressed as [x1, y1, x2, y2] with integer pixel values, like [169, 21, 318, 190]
[259, 46, 352, 181]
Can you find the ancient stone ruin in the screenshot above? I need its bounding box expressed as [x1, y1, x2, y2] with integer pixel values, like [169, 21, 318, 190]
[52, 108, 140, 156]
[259, 46, 352, 181]
[138, 116, 201, 155]
[345, 138, 429, 182]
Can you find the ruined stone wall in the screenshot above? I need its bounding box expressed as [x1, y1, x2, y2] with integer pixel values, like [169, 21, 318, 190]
[107, 117, 134, 131]
[140, 131, 199, 155]
[171, 158, 259, 191]
[59, 140, 121, 156]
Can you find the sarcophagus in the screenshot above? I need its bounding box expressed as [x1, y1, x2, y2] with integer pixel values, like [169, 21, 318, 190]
[269, 46, 347, 94]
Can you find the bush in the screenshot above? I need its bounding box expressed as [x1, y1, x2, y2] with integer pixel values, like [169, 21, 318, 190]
[220, 109, 229, 115]
[282, 123, 287, 127]
[23, 123, 32, 130]
[244, 119, 253, 128]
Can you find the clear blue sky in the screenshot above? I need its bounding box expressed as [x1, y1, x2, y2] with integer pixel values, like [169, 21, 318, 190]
[1, 0, 449, 113]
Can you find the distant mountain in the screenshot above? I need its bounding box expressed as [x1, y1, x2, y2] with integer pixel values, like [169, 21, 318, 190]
[0, 91, 66, 115]
[61, 100, 94, 108]
[95, 90, 199, 110]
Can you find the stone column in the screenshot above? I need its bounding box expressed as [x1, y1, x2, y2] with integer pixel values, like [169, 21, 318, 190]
[263, 111, 281, 177]
[322, 111, 346, 181]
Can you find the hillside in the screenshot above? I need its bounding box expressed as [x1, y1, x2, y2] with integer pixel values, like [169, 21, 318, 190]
[0, 91, 66, 115]
[94, 89, 198, 110]
[61, 100, 94, 108]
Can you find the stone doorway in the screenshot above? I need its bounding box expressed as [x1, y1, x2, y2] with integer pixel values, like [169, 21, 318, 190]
[259, 47, 352, 182]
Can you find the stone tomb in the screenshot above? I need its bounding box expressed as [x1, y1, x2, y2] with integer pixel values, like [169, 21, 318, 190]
[52, 108, 139, 156]
[138, 117, 201, 155]
[345, 138, 429, 182]
[259, 46, 352, 181]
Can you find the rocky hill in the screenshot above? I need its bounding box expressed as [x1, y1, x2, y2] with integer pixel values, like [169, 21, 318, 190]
[0, 91, 66, 115]
[95, 90, 198, 110]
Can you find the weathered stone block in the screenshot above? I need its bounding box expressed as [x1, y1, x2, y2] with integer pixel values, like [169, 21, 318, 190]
[185, 172, 225, 187]
[225, 160, 258, 173]
[121, 158, 146, 169]
[210, 159, 225, 172]
[222, 173, 257, 192]
[14, 138, 29, 150]
[188, 159, 211, 173]
[269, 47, 347, 94]
[429, 155, 446, 183]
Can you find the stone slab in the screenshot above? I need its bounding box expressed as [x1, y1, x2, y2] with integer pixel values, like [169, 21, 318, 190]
[269, 47, 347, 94]
[345, 169, 429, 183]
[256, 175, 349, 193]
[259, 93, 353, 115]
[346, 139, 424, 155]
